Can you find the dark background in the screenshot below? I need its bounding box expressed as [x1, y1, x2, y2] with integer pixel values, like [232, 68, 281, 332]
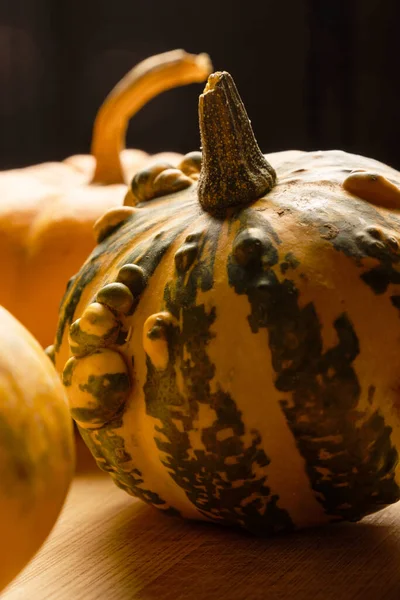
[0, 0, 399, 170]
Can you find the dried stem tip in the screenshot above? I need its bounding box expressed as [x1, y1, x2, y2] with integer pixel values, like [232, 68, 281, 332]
[198, 72, 276, 214]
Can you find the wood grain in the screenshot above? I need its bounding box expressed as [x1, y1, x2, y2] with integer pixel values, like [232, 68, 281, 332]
[3, 439, 400, 600]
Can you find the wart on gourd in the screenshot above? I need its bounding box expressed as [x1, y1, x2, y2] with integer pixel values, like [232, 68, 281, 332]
[63, 349, 131, 429]
[96, 283, 134, 314]
[68, 303, 120, 358]
[343, 170, 400, 210]
[143, 312, 178, 371]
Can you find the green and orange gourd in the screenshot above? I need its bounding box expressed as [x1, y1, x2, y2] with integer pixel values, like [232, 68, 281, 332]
[52, 70, 400, 534]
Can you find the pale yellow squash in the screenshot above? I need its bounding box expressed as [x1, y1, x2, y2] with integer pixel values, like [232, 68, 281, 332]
[0, 306, 74, 591]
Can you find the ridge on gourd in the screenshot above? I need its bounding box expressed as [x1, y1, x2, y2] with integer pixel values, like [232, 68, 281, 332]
[0, 49, 212, 348]
[54, 68, 400, 535]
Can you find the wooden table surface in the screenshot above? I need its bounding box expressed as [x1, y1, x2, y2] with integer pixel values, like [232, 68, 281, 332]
[3, 438, 400, 600]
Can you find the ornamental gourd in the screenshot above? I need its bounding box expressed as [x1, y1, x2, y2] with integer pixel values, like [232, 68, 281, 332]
[0, 306, 74, 591]
[52, 71, 400, 535]
[0, 50, 211, 348]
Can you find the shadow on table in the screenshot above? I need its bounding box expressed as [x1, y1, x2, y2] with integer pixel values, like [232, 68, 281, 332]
[96, 494, 400, 600]
[73, 431, 99, 475]
[71, 435, 400, 599]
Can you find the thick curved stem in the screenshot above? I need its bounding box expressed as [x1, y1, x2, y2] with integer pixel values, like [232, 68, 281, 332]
[198, 72, 276, 215]
[91, 50, 212, 185]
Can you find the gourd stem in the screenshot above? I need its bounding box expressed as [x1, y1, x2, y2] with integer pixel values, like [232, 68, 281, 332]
[198, 72, 276, 214]
[91, 50, 212, 185]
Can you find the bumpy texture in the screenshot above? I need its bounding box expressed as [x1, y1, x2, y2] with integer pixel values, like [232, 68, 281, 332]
[54, 72, 400, 535]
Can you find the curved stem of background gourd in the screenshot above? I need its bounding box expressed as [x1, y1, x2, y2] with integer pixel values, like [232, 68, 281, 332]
[198, 71, 276, 215]
[91, 50, 213, 185]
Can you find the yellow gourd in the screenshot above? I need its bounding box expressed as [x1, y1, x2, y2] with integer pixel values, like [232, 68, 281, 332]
[0, 306, 74, 591]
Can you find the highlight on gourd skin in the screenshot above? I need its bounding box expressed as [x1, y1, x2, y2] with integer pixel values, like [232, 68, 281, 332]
[52, 55, 400, 536]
